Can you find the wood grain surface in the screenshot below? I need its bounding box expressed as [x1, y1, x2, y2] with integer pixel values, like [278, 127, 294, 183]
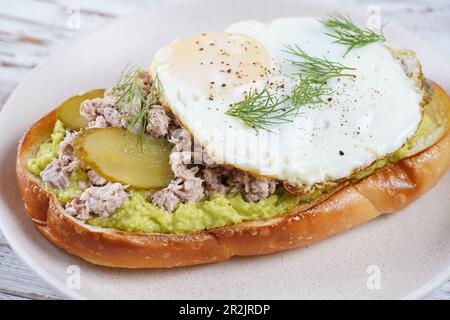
[0, 0, 449, 300]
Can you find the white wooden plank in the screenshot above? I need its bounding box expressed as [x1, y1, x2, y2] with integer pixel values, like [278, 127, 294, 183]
[0, 0, 164, 83]
[0, 3, 109, 82]
[1, 0, 116, 29]
[0, 0, 68, 28]
[0, 0, 158, 82]
[426, 281, 450, 300]
[0, 292, 29, 300]
[0, 228, 63, 300]
[38, 0, 159, 16]
[0, 245, 64, 300]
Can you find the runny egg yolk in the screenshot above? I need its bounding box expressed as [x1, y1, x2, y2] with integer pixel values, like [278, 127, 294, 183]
[162, 32, 274, 100]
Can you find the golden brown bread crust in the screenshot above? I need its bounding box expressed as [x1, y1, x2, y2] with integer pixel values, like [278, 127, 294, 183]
[16, 81, 450, 268]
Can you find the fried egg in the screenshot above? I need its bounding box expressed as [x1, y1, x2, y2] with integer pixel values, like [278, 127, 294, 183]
[150, 17, 424, 187]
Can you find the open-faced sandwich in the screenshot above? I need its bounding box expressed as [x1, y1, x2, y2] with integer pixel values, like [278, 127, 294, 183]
[17, 15, 450, 268]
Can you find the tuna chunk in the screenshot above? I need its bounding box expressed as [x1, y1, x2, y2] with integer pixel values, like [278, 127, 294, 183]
[64, 195, 90, 220]
[102, 107, 123, 128]
[169, 128, 192, 152]
[146, 105, 171, 138]
[80, 98, 102, 122]
[87, 169, 107, 186]
[88, 115, 108, 128]
[85, 107, 123, 129]
[80, 94, 123, 129]
[152, 150, 204, 212]
[57, 131, 80, 168]
[152, 147, 204, 211]
[228, 170, 278, 202]
[40, 159, 73, 189]
[65, 182, 129, 220]
[58, 131, 78, 161]
[203, 167, 230, 196]
[170, 151, 198, 179]
[168, 151, 204, 200]
[171, 177, 204, 202]
[152, 176, 204, 212]
[151, 185, 180, 212]
[41, 131, 80, 189]
[201, 149, 217, 166]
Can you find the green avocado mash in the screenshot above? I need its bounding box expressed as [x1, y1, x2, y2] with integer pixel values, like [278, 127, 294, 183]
[27, 120, 88, 204]
[88, 191, 299, 234]
[27, 120, 66, 175]
[27, 112, 435, 234]
[47, 170, 87, 203]
[393, 112, 435, 160]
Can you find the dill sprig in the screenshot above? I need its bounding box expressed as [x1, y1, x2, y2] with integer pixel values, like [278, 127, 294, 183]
[225, 86, 298, 131]
[227, 80, 331, 131]
[321, 13, 385, 56]
[112, 65, 161, 148]
[291, 78, 330, 108]
[284, 44, 355, 83]
[227, 80, 331, 130]
[113, 66, 148, 112]
[227, 44, 351, 130]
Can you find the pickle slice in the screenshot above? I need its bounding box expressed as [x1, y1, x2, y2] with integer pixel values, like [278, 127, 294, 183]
[56, 89, 105, 130]
[73, 128, 174, 189]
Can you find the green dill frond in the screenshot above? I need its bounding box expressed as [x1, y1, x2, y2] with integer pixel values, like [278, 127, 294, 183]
[113, 65, 147, 113]
[225, 86, 297, 131]
[321, 13, 385, 56]
[227, 42, 353, 131]
[226, 80, 331, 130]
[291, 78, 330, 109]
[127, 105, 148, 148]
[284, 44, 355, 83]
[112, 65, 160, 149]
[153, 73, 164, 95]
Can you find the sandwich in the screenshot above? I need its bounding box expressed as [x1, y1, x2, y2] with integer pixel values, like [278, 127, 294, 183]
[16, 15, 450, 268]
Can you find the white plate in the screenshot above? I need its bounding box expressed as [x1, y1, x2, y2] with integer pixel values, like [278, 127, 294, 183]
[0, 0, 449, 300]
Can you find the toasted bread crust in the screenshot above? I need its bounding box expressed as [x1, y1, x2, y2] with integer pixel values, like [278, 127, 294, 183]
[16, 82, 450, 268]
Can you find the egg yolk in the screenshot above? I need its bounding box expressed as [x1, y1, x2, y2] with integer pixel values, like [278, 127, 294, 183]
[164, 32, 274, 100]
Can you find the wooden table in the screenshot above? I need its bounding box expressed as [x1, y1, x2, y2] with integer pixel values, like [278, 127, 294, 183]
[0, 0, 449, 300]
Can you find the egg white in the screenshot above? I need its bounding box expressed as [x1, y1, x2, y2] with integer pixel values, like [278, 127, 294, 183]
[150, 17, 424, 187]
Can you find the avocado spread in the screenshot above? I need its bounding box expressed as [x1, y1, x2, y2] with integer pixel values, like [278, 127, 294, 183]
[47, 170, 88, 204]
[27, 115, 433, 234]
[88, 191, 299, 234]
[28, 120, 66, 176]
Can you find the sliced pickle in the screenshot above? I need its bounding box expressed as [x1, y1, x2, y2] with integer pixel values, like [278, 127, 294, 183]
[73, 128, 174, 189]
[56, 89, 105, 130]
[395, 84, 450, 159]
